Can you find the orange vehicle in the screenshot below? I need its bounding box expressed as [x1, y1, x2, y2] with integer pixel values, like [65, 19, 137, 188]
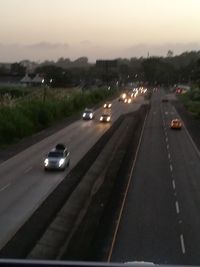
[170, 118, 182, 129]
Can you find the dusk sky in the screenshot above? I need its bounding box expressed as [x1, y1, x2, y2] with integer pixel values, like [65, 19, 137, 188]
[0, 0, 200, 62]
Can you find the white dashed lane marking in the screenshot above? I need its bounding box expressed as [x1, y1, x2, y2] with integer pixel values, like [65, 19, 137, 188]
[180, 234, 186, 254]
[24, 167, 32, 174]
[166, 144, 169, 150]
[0, 183, 10, 192]
[175, 201, 180, 214]
[170, 164, 173, 172]
[172, 180, 176, 190]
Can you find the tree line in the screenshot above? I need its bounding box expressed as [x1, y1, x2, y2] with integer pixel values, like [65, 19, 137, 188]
[0, 51, 200, 87]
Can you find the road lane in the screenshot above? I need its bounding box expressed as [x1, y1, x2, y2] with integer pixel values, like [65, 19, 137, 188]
[110, 90, 200, 265]
[110, 90, 185, 264]
[161, 100, 200, 264]
[0, 95, 145, 249]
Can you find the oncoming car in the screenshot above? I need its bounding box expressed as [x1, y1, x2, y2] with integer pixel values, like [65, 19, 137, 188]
[82, 108, 94, 120]
[103, 103, 112, 109]
[119, 93, 127, 101]
[100, 113, 111, 123]
[44, 144, 70, 171]
[124, 97, 132, 104]
[170, 118, 182, 129]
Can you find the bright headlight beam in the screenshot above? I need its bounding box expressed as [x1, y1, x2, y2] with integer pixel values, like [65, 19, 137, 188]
[44, 158, 49, 166]
[107, 117, 110, 121]
[59, 158, 65, 167]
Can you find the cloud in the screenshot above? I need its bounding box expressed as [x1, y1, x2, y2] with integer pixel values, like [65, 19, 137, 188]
[27, 42, 69, 50]
[0, 42, 199, 63]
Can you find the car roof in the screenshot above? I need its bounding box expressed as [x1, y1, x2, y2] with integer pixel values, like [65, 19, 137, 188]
[55, 143, 66, 150]
[171, 118, 181, 122]
[84, 108, 93, 112]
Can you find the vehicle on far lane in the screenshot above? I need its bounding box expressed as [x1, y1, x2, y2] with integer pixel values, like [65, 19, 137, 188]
[170, 118, 182, 129]
[44, 143, 70, 171]
[82, 108, 95, 120]
[119, 93, 127, 101]
[124, 97, 132, 104]
[99, 113, 111, 123]
[103, 103, 112, 109]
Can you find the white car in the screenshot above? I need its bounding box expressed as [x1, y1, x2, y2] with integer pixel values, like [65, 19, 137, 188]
[44, 144, 70, 171]
[82, 108, 94, 120]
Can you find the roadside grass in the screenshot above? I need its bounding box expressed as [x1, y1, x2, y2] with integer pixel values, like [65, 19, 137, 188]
[179, 87, 200, 119]
[0, 86, 117, 147]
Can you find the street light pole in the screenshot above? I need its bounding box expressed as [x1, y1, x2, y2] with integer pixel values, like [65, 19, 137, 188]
[42, 78, 53, 103]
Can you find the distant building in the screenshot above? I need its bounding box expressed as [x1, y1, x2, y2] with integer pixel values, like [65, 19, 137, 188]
[20, 73, 44, 86]
[31, 73, 43, 85]
[20, 73, 32, 85]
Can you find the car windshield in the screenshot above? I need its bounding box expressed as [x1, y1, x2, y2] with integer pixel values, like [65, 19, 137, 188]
[0, 0, 200, 267]
[48, 151, 63, 158]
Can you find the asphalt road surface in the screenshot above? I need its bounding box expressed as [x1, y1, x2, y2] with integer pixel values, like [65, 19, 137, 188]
[110, 89, 200, 265]
[0, 95, 145, 250]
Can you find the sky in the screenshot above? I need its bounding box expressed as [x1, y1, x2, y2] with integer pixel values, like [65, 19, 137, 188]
[0, 0, 200, 62]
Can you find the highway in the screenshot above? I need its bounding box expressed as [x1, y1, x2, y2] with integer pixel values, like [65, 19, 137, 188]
[0, 95, 144, 250]
[110, 89, 200, 265]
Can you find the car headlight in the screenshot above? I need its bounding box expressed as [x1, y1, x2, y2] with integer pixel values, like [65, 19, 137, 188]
[59, 158, 65, 167]
[107, 117, 110, 121]
[122, 93, 126, 99]
[89, 113, 93, 119]
[100, 116, 103, 121]
[83, 113, 86, 117]
[44, 158, 49, 166]
[108, 104, 111, 108]
[104, 104, 106, 108]
[128, 99, 131, 103]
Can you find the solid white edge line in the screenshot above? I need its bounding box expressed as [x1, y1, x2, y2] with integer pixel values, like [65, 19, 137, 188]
[183, 124, 200, 159]
[107, 112, 148, 262]
[180, 234, 186, 254]
[172, 105, 200, 159]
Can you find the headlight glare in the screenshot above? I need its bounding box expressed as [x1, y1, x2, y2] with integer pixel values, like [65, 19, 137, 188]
[44, 158, 49, 166]
[59, 158, 65, 167]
